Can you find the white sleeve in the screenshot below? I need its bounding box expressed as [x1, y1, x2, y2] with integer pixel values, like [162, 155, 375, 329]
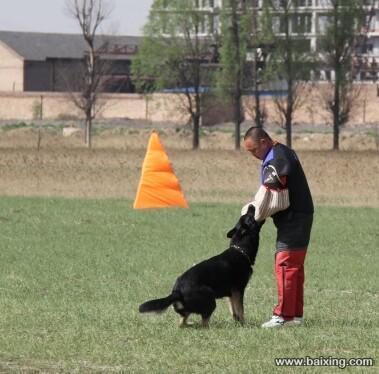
[252, 184, 290, 222]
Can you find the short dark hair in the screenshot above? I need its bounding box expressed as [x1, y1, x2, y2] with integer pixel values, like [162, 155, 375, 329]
[244, 126, 272, 142]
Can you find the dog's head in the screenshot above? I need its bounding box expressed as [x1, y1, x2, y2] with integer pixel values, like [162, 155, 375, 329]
[226, 205, 263, 242]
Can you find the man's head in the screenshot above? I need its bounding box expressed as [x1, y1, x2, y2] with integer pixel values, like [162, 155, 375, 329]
[243, 127, 273, 160]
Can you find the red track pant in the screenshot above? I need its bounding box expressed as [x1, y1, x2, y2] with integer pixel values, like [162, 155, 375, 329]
[273, 249, 307, 320]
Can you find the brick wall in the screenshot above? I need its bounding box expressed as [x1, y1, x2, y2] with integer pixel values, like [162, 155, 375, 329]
[0, 85, 378, 124]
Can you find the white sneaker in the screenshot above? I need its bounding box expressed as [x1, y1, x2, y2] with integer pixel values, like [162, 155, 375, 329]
[261, 315, 285, 328]
[261, 315, 304, 328]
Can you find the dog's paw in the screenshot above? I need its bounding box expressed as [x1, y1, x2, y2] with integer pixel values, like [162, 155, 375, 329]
[179, 321, 194, 328]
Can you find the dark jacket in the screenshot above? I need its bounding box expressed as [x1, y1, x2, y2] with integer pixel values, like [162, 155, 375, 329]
[261, 142, 313, 251]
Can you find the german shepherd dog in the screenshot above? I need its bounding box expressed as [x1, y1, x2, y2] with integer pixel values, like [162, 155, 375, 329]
[138, 206, 263, 327]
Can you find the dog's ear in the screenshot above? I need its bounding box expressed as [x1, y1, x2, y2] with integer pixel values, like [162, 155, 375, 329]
[226, 227, 236, 238]
[227, 219, 242, 238]
[241, 209, 265, 232]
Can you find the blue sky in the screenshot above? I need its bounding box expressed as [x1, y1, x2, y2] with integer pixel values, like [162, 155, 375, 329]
[0, 0, 153, 35]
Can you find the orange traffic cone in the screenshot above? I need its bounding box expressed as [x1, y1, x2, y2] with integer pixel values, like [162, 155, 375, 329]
[133, 132, 189, 209]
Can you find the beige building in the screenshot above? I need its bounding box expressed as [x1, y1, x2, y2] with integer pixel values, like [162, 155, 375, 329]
[0, 38, 24, 92]
[0, 30, 141, 93]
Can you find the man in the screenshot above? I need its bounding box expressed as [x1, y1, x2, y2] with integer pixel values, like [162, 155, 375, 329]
[242, 127, 313, 328]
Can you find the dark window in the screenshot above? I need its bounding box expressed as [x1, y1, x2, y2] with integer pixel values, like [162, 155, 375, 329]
[292, 14, 312, 33]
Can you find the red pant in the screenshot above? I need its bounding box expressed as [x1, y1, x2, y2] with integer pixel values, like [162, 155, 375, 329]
[273, 249, 307, 320]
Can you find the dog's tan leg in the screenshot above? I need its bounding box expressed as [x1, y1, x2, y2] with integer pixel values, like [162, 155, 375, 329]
[201, 316, 210, 328]
[230, 291, 245, 324]
[179, 314, 192, 328]
[235, 296, 245, 325]
[228, 296, 238, 319]
[229, 293, 241, 322]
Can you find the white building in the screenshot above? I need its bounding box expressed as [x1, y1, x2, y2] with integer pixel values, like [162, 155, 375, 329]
[165, 0, 379, 81]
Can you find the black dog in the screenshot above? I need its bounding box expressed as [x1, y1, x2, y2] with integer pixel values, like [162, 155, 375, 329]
[138, 205, 263, 327]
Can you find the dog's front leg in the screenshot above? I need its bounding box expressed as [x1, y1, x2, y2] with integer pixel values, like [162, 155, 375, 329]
[229, 291, 245, 324]
[235, 295, 245, 324]
[228, 297, 238, 320]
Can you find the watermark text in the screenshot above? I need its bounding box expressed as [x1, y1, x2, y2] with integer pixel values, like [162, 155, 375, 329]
[275, 356, 374, 369]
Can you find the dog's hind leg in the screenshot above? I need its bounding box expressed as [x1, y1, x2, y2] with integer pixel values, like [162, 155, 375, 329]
[182, 287, 216, 327]
[179, 314, 192, 328]
[174, 302, 193, 327]
[201, 296, 216, 328]
[201, 316, 211, 328]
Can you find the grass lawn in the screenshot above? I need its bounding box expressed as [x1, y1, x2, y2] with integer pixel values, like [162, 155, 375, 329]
[0, 197, 377, 372]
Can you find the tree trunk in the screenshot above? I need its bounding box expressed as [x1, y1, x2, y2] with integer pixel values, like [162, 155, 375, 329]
[192, 114, 200, 150]
[333, 73, 340, 151]
[333, 116, 339, 150]
[332, 3, 340, 151]
[286, 86, 293, 148]
[235, 121, 241, 150]
[252, 9, 262, 129]
[254, 88, 262, 128]
[253, 57, 262, 128]
[85, 115, 92, 149]
[286, 115, 292, 149]
[231, 1, 242, 150]
[285, 86, 293, 148]
[233, 94, 242, 150]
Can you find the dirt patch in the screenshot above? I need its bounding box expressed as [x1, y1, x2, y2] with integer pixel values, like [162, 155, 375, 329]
[0, 126, 377, 207]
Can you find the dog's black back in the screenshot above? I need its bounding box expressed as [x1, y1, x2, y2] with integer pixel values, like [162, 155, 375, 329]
[139, 206, 262, 327]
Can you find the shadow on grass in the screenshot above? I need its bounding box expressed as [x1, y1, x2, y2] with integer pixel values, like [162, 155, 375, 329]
[305, 318, 377, 329]
[176, 319, 263, 330]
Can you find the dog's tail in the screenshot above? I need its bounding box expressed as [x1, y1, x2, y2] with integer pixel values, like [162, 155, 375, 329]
[139, 291, 181, 314]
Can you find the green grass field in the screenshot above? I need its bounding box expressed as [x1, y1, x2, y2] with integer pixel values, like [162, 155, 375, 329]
[0, 197, 377, 372]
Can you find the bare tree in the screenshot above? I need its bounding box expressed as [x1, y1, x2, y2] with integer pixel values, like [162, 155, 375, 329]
[266, 0, 315, 148]
[318, 0, 364, 150]
[248, 1, 275, 128]
[132, 0, 216, 150]
[218, 0, 251, 150]
[66, 0, 113, 148]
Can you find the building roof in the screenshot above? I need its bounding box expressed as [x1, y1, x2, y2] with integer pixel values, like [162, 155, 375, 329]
[0, 30, 142, 61]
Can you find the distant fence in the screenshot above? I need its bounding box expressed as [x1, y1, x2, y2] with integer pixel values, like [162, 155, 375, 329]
[0, 84, 379, 126]
[0, 92, 186, 123]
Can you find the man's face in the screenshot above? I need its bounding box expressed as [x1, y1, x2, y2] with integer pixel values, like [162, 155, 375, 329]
[244, 137, 270, 160]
